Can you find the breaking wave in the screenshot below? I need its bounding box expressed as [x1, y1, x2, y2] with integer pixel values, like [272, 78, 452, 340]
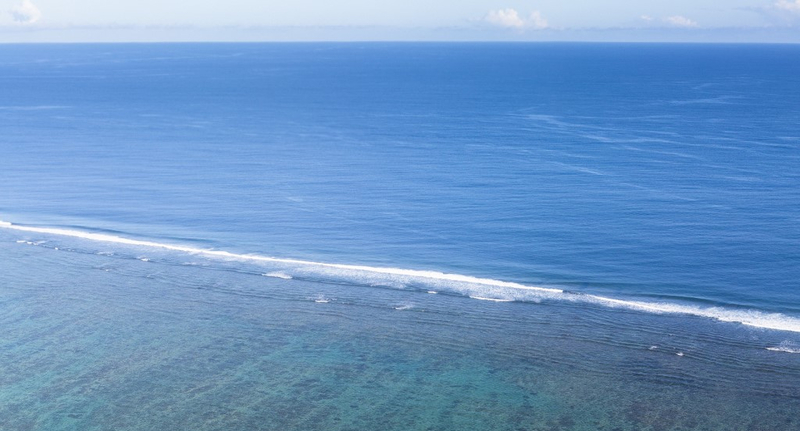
[766, 341, 800, 354]
[3, 219, 800, 333]
[263, 271, 293, 280]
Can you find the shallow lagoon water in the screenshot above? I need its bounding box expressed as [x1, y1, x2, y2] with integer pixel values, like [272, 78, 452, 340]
[1, 43, 800, 430]
[1, 231, 799, 430]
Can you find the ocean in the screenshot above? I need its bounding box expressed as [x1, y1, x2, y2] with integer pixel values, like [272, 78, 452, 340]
[1, 42, 799, 430]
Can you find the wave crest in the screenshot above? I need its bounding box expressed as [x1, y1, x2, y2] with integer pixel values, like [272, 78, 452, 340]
[766, 341, 800, 354]
[3, 219, 800, 333]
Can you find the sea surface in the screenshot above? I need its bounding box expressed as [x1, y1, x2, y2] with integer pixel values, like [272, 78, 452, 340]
[1, 42, 799, 430]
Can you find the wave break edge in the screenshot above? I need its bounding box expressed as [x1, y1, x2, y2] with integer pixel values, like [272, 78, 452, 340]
[3, 220, 799, 334]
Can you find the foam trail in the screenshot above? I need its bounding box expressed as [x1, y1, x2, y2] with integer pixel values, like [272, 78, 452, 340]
[263, 271, 292, 280]
[766, 341, 800, 354]
[0, 220, 561, 294]
[583, 295, 800, 333]
[470, 296, 514, 303]
[766, 347, 800, 354]
[3, 220, 800, 333]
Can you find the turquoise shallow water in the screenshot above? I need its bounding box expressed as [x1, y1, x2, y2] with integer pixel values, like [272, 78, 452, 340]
[1, 43, 800, 429]
[2, 230, 799, 430]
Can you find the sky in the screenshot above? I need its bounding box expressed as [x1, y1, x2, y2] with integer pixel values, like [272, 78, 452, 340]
[1, 0, 800, 42]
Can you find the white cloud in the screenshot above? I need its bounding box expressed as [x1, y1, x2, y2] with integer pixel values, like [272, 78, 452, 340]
[640, 15, 654, 22]
[664, 15, 698, 28]
[775, 0, 800, 12]
[485, 8, 548, 30]
[485, 8, 525, 28]
[10, 0, 41, 24]
[527, 11, 548, 30]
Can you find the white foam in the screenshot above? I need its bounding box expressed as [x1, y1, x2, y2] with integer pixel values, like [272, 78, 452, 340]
[0, 220, 561, 293]
[766, 341, 800, 354]
[3, 219, 800, 333]
[15, 240, 43, 246]
[263, 271, 292, 280]
[766, 347, 800, 354]
[470, 296, 514, 303]
[582, 294, 800, 333]
[309, 294, 331, 303]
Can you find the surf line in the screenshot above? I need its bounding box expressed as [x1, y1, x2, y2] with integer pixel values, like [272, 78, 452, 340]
[3, 220, 800, 333]
[0, 220, 561, 294]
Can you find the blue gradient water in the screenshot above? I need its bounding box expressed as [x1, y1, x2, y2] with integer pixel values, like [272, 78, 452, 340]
[1, 43, 799, 430]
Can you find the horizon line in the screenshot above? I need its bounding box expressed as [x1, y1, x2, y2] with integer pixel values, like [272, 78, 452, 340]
[1, 40, 799, 45]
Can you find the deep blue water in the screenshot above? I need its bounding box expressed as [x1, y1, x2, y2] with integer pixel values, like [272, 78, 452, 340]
[1, 43, 799, 430]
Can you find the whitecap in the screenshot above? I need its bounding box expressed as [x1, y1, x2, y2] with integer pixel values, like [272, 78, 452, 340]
[766, 341, 800, 354]
[469, 296, 513, 303]
[3, 219, 800, 333]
